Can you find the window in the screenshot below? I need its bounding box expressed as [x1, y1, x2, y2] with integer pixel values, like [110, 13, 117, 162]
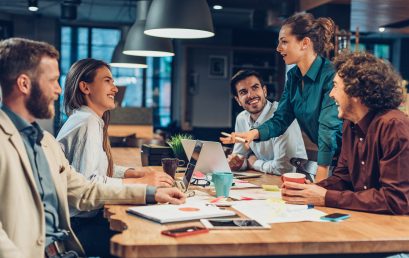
[350, 42, 391, 61]
[58, 25, 172, 130]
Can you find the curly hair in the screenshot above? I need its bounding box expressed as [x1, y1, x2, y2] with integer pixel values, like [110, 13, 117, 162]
[333, 51, 403, 110]
[283, 13, 335, 55]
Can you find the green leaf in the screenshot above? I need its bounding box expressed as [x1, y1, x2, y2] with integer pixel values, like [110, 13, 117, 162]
[167, 133, 193, 160]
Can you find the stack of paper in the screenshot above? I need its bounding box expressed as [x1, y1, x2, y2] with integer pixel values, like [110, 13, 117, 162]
[232, 200, 327, 224]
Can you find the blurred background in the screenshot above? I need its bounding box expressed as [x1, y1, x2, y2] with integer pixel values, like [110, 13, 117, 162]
[0, 0, 408, 144]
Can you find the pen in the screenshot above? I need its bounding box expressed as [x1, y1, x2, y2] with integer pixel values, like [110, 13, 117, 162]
[221, 132, 247, 143]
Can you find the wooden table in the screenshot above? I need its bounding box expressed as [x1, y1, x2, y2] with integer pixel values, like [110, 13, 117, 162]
[107, 148, 409, 258]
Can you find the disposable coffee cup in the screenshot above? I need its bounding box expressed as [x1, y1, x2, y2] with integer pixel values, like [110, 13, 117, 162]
[281, 172, 306, 184]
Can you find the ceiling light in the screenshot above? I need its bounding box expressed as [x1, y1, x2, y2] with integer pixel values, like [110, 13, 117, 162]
[123, 1, 174, 57]
[144, 0, 215, 39]
[213, 5, 223, 10]
[111, 40, 148, 69]
[378, 27, 385, 32]
[28, 0, 39, 12]
[60, 0, 81, 20]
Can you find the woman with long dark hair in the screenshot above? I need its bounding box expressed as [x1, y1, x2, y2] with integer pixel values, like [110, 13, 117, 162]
[57, 58, 173, 256]
[58, 58, 173, 187]
[222, 13, 343, 181]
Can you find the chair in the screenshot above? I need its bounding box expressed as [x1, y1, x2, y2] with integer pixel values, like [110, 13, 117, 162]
[290, 157, 318, 182]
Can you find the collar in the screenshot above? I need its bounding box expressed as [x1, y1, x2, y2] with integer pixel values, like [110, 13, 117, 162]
[1, 105, 44, 144]
[353, 110, 378, 136]
[76, 105, 105, 126]
[294, 55, 323, 81]
[1, 105, 33, 132]
[244, 100, 275, 128]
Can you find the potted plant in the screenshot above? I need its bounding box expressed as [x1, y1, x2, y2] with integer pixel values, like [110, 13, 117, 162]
[167, 133, 193, 163]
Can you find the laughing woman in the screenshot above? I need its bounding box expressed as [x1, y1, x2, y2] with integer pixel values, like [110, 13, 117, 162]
[57, 58, 173, 257]
[57, 58, 173, 187]
[221, 13, 343, 181]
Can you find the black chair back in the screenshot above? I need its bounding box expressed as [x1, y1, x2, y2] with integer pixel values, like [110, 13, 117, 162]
[290, 157, 318, 182]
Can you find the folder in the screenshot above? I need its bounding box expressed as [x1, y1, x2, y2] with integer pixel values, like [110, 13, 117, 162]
[127, 203, 236, 224]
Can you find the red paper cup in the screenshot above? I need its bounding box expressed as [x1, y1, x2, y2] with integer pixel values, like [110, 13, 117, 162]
[281, 172, 306, 184]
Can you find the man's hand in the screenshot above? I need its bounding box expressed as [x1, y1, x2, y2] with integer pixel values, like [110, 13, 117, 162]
[247, 155, 257, 169]
[124, 168, 146, 178]
[220, 130, 260, 149]
[227, 154, 245, 170]
[281, 181, 327, 206]
[123, 171, 174, 187]
[155, 187, 186, 204]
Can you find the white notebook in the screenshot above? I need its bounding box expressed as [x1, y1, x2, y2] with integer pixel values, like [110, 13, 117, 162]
[127, 203, 236, 224]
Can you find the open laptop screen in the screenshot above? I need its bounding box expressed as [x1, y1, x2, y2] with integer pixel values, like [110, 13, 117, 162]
[182, 140, 203, 189]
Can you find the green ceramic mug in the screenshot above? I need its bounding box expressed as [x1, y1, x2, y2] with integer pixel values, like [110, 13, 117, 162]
[212, 172, 233, 197]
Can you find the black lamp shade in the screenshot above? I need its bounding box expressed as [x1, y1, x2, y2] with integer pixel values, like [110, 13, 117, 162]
[111, 41, 148, 68]
[123, 20, 174, 57]
[61, 3, 77, 20]
[144, 0, 214, 39]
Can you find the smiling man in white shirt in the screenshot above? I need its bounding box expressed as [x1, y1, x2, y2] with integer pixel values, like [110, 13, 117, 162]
[227, 70, 307, 174]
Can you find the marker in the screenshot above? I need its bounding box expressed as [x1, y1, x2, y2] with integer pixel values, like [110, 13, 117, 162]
[221, 132, 247, 143]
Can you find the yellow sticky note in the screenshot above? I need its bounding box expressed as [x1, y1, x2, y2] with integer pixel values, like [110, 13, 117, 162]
[262, 184, 280, 191]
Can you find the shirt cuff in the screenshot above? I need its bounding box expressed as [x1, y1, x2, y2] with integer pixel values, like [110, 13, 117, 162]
[113, 165, 129, 178]
[324, 189, 341, 208]
[317, 151, 334, 166]
[105, 177, 123, 186]
[252, 160, 264, 172]
[239, 159, 248, 171]
[256, 125, 270, 141]
[146, 186, 157, 204]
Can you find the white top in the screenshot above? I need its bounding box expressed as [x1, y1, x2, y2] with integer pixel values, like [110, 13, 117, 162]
[57, 105, 128, 186]
[233, 100, 307, 175]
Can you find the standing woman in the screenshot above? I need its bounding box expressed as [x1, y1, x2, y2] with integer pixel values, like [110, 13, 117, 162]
[222, 13, 343, 181]
[57, 58, 173, 257]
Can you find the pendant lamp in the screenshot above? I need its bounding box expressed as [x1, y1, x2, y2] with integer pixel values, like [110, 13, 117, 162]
[111, 40, 147, 68]
[123, 0, 174, 57]
[144, 0, 215, 39]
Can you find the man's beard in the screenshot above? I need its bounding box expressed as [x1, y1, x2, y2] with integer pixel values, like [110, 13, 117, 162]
[26, 80, 54, 119]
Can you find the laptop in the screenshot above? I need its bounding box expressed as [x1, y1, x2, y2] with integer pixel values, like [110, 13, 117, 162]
[181, 139, 261, 179]
[174, 140, 203, 193]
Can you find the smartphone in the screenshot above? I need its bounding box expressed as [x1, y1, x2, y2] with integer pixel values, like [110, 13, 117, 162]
[200, 219, 270, 230]
[320, 213, 350, 222]
[161, 226, 209, 237]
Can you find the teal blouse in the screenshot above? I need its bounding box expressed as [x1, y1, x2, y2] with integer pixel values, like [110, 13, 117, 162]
[257, 56, 343, 166]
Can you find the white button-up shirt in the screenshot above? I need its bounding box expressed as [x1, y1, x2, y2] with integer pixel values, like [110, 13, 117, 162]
[57, 106, 130, 217]
[233, 100, 307, 175]
[57, 106, 128, 186]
